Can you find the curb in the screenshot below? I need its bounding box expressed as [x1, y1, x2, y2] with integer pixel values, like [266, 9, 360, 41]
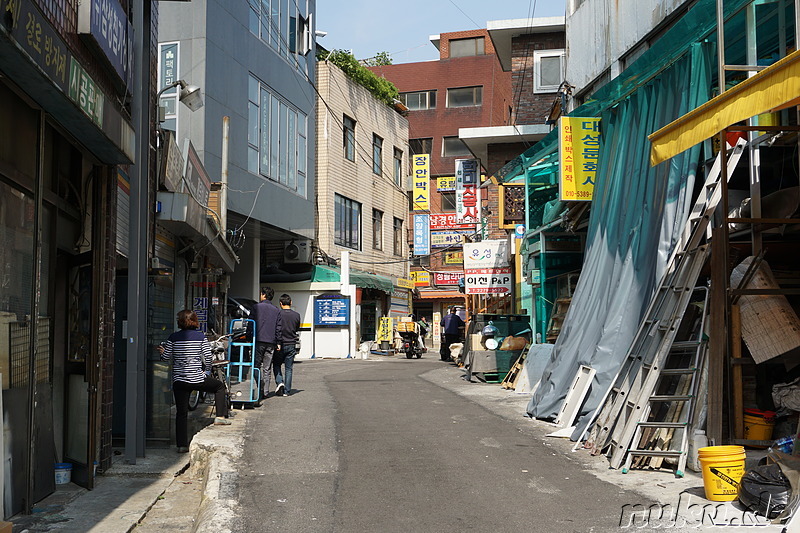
[189, 412, 248, 533]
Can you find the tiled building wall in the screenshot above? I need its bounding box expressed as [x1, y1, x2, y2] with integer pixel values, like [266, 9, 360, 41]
[316, 61, 410, 280]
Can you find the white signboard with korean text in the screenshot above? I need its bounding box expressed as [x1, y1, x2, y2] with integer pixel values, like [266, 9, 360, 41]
[430, 230, 472, 248]
[464, 267, 512, 294]
[463, 240, 509, 269]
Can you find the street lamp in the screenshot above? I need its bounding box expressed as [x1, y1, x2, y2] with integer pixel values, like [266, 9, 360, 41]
[157, 79, 203, 123]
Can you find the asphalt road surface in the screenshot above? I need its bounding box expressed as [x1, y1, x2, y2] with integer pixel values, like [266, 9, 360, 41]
[236, 358, 646, 532]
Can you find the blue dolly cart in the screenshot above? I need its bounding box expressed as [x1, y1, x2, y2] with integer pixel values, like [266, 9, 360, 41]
[226, 318, 260, 406]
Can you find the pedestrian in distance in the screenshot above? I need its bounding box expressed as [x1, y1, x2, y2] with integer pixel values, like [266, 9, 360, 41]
[273, 293, 301, 396]
[253, 286, 282, 405]
[440, 306, 465, 362]
[158, 309, 231, 453]
[417, 316, 430, 350]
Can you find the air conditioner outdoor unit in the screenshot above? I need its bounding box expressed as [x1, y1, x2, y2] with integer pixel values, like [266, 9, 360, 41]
[283, 240, 312, 263]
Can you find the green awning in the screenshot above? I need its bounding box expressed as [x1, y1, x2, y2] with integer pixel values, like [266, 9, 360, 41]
[312, 265, 394, 293]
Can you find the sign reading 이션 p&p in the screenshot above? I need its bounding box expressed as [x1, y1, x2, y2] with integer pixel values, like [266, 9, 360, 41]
[412, 154, 430, 211]
[559, 117, 600, 202]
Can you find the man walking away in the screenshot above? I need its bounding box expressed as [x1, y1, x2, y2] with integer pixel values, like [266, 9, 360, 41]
[254, 286, 282, 405]
[440, 306, 465, 362]
[274, 294, 301, 396]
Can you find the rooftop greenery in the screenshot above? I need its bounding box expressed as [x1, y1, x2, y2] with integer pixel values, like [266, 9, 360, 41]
[318, 49, 399, 106]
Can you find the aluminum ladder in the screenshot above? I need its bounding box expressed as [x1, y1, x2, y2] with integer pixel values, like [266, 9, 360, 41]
[620, 287, 708, 477]
[579, 139, 746, 461]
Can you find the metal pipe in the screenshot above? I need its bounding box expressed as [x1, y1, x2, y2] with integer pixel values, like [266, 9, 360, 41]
[717, 0, 726, 95]
[221, 116, 229, 233]
[126, 0, 151, 464]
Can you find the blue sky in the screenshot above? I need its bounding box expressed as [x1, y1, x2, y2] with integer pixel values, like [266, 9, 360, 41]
[316, 1, 566, 64]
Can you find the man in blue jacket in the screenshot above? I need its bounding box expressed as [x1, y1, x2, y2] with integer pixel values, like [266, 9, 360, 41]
[253, 286, 282, 404]
[440, 306, 465, 362]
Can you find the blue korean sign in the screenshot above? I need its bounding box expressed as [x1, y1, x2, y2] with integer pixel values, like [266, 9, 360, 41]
[413, 214, 430, 256]
[78, 0, 134, 88]
[314, 294, 350, 327]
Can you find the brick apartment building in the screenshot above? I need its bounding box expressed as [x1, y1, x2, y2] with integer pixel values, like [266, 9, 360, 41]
[369, 29, 513, 322]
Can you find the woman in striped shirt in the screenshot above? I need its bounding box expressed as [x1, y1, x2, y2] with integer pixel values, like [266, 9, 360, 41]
[159, 309, 231, 453]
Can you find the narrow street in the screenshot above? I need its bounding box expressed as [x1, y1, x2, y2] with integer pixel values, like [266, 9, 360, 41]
[236, 359, 645, 532]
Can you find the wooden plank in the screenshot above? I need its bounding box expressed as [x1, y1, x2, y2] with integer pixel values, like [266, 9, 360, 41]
[731, 305, 744, 440]
[707, 227, 726, 445]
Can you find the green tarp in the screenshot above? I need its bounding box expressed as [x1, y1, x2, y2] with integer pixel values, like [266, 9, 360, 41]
[311, 265, 394, 293]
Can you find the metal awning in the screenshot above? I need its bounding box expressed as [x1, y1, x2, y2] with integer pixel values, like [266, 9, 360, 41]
[649, 49, 800, 166]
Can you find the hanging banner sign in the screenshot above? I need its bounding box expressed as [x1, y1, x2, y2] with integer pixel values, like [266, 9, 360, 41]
[445, 251, 463, 265]
[559, 117, 600, 202]
[412, 154, 430, 211]
[429, 213, 474, 230]
[463, 240, 509, 269]
[410, 270, 430, 286]
[430, 230, 472, 248]
[464, 267, 513, 294]
[437, 176, 456, 191]
[413, 214, 430, 256]
[433, 272, 462, 286]
[455, 159, 481, 224]
[377, 316, 393, 342]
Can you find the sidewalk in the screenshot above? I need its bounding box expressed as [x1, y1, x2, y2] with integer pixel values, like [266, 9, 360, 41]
[9, 358, 789, 532]
[10, 406, 247, 533]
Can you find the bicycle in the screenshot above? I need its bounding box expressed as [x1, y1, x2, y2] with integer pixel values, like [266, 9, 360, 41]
[187, 329, 244, 411]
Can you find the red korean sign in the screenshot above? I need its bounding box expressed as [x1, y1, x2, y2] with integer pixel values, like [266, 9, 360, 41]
[433, 271, 462, 286]
[429, 213, 475, 230]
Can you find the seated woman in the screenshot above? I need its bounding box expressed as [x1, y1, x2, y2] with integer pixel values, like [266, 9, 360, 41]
[158, 309, 231, 453]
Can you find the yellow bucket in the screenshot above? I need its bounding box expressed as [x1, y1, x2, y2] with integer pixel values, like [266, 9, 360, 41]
[697, 445, 746, 502]
[743, 412, 775, 443]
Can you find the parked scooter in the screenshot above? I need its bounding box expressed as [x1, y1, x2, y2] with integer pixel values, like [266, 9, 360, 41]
[399, 329, 424, 359]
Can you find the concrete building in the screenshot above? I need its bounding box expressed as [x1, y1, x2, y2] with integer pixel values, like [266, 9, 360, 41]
[158, 0, 317, 302]
[369, 30, 513, 322]
[266, 57, 411, 358]
[155, 0, 316, 431]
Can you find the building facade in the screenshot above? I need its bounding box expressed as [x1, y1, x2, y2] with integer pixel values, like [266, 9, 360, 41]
[0, 0, 142, 515]
[369, 30, 513, 322]
[158, 0, 317, 308]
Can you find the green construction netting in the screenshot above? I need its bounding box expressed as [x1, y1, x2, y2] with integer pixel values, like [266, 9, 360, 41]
[527, 41, 715, 432]
[312, 265, 394, 293]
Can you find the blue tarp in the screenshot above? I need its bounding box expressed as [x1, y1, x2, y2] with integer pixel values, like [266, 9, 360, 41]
[527, 43, 714, 438]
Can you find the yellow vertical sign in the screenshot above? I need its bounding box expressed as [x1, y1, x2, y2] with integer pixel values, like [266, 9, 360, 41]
[412, 154, 430, 211]
[559, 117, 600, 202]
[377, 316, 393, 342]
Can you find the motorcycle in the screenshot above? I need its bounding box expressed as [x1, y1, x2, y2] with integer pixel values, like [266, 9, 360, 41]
[399, 330, 424, 359]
